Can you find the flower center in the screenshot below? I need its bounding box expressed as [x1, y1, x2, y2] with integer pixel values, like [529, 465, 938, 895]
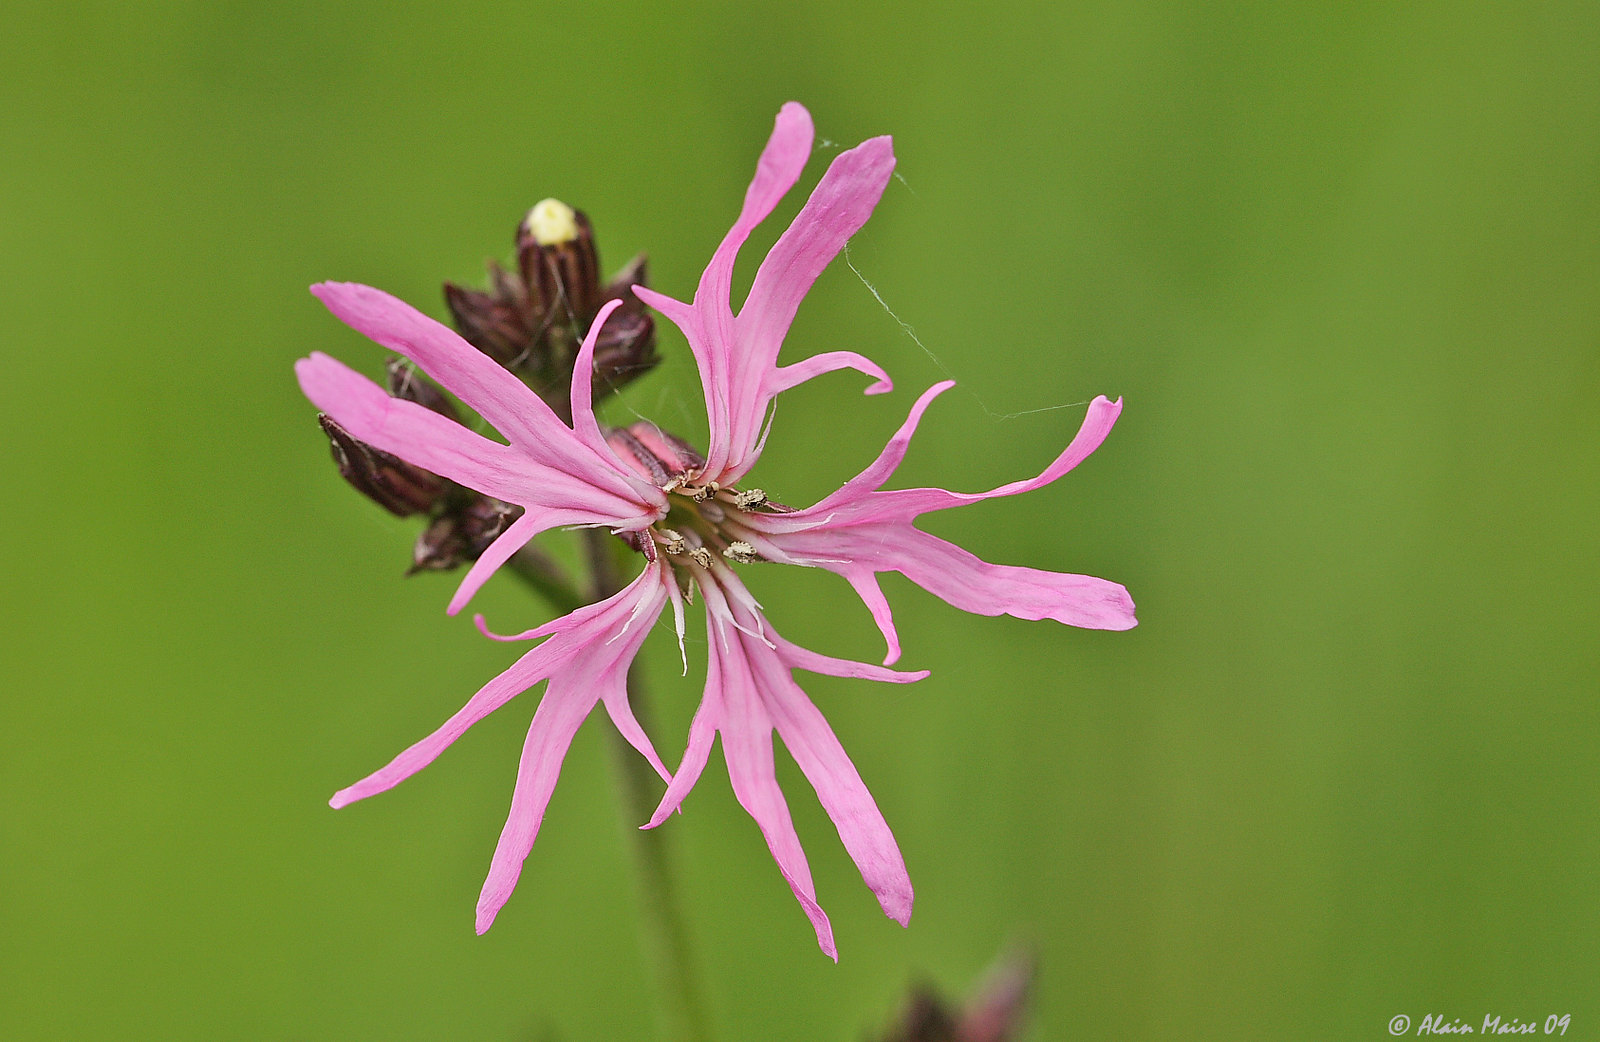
[607, 422, 780, 596]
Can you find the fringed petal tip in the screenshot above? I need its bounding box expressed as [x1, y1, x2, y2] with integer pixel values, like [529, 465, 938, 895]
[1099, 584, 1139, 630]
[308, 281, 385, 322]
[472, 613, 541, 643]
[879, 885, 914, 927]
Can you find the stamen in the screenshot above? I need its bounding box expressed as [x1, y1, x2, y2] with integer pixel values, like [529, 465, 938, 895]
[722, 541, 759, 564]
[689, 481, 720, 503]
[657, 528, 687, 555]
[732, 488, 767, 509]
[688, 546, 714, 569]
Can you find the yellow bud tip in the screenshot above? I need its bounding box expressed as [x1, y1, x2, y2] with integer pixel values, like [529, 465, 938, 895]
[524, 198, 578, 246]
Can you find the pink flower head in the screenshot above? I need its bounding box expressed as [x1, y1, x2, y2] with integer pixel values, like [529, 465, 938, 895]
[297, 102, 1134, 958]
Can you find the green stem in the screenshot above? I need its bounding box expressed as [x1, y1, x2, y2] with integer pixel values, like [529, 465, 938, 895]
[581, 529, 715, 1042]
[505, 541, 587, 617]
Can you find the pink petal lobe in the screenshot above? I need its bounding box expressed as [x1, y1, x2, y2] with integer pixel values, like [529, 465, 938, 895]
[447, 510, 541, 616]
[913, 530, 1138, 629]
[596, 566, 675, 785]
[475, 680, 595, 933]
[698, 102, 815, 312]
[296, 352, 544, 507]
[717, 635, 837, 959]
[629, 284, 697, 329]
[692, 104, 813, 400]
[740, 134, 896, 370]
[771, 631, 930, 685]
[328, 628, 586, 810]
[798, 381, 955, 519]
[835, 526, 1138, 631]
[842, 568, 903, 666]
[768, 350, 894, 398]
[794, 393, 1124, 530]
[760, 654, 913, 927]
[569, 299, 629, 461]
[311, 282, 561, 454]
[645, 692, 721, 828]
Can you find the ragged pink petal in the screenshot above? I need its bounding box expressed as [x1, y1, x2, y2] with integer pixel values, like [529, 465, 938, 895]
[651, 566, 915, 956]
[680, 103, 814, 474]
[468, 565, 670, 931]
[741, 134, 896, 378]
[297, 352, 546, 507]
[738, 390, 1136, 640]
[757, 642, 913, 927]
[331, 562, 669, 884]
[296, 351, 660, 528]
[447, 510, 542, 616]
[716, 627, 838, 960]
[634, 105, 900, 486]
[768, 350, 894, 398]
[474, 674, 595, 934]
[311, 282, 658, 505]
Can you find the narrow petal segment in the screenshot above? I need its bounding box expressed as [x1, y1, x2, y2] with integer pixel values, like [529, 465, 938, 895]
[633, 103, 899, 486]
[739, 391, 1136, 662]
[475, 564, 670, 936]
[649, 566, 919, 956]
[327, 562, 672, 931]
[310, 282, 660, 507]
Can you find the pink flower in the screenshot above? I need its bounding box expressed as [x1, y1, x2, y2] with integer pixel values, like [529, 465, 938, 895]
[297, 102, 1134, 958]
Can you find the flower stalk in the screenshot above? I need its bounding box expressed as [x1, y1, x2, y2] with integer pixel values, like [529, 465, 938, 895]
[587, 529, 716, 1042]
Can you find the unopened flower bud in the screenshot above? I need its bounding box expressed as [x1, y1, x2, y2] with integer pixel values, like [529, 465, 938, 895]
[876, 947, 1035, 1042]
[410, 496, 521, 573]
[443, 202, 659, 413]
[517, 200, 601, 326]
[319, 414, 446, 517]
[384, 358, 459, 422]
[606, 422, 707, 487]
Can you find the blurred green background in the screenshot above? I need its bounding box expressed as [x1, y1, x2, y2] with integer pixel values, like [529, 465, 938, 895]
[4, 1, 1597, 1039]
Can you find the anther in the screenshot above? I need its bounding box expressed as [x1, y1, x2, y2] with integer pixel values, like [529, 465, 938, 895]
[689, 481, 720, 503]
[722, 541, 759, 564]
[657, 528, 687, 555]
[688, 546, 714, 569]
[733, 488, 767, 509]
